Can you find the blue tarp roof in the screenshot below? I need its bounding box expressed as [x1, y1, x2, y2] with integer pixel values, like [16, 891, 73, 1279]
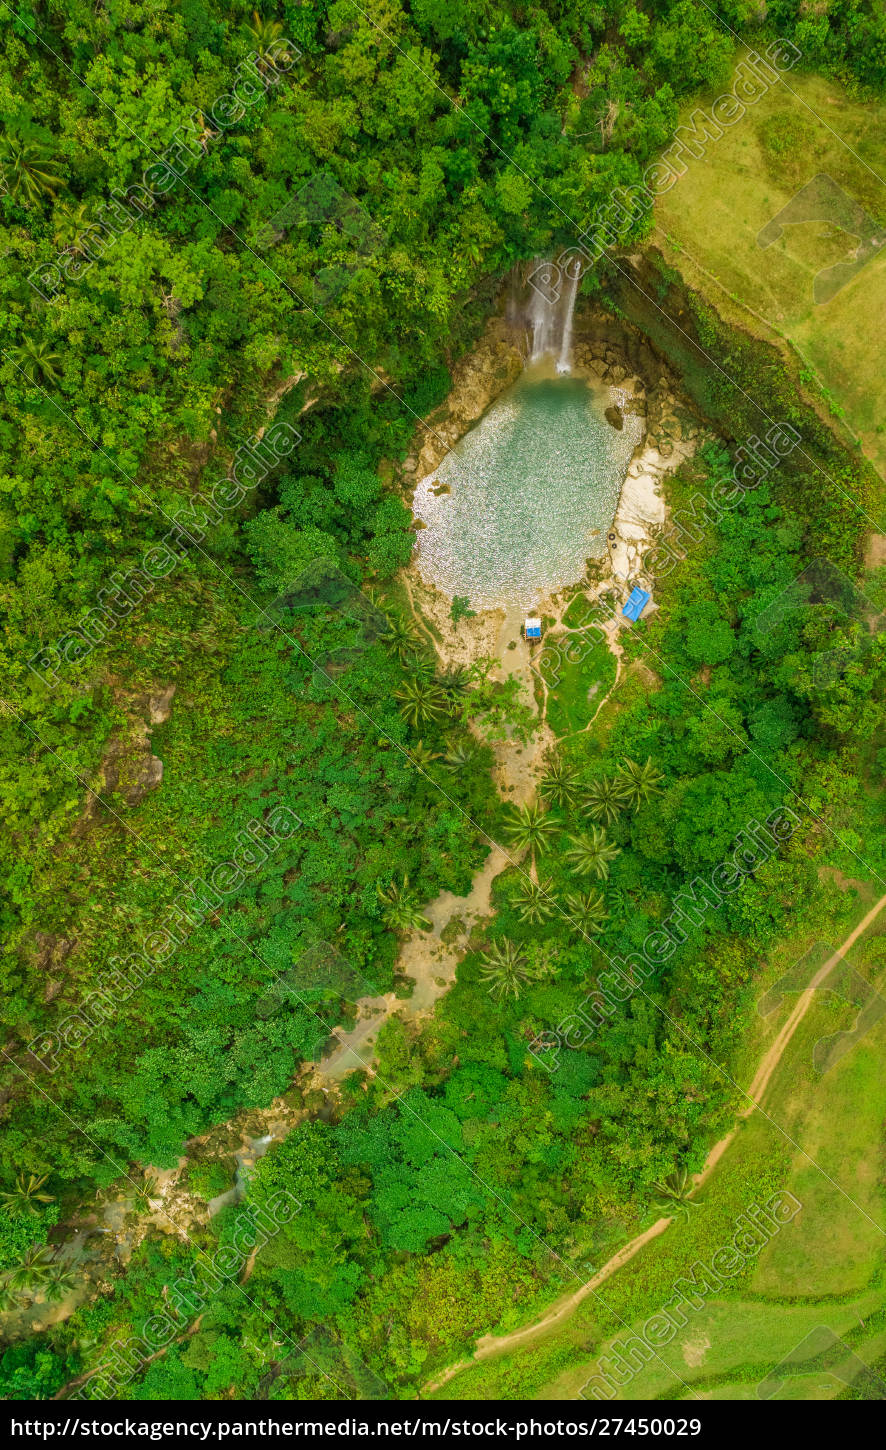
[622, 587, 650, 622]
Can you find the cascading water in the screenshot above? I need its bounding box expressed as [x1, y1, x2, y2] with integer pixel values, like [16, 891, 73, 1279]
[528, 268, 557, 361]
[526, 258, 581, 371]
[556, 264, 580, 374]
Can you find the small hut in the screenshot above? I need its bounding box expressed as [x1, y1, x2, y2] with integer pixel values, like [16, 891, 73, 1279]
[524, 616, 542, 641]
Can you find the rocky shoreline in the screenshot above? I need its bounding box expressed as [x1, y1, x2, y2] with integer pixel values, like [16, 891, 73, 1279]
[400, 297, 708, 611]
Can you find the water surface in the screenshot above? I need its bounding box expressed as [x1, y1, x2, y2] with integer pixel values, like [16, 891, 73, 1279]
[413, 370, 642, 611]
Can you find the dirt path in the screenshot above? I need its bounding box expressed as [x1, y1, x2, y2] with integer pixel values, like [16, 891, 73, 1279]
[421, 889, 886, 1396]
[317, 602, 551, 1082]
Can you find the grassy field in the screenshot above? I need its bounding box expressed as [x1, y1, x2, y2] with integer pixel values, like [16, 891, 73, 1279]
[653, 60, 886, 480]
[537, 608, 617, 739]
[428, 915, 886, 1401]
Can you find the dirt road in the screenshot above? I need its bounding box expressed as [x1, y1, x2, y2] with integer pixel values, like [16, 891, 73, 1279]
[422, 888, 886, 1395]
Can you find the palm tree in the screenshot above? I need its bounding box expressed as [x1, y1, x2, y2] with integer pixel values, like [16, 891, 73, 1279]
[565, 826, 621, 881]
[381, 615, 422, 666]
[394, 677, 450, 729]
[440, 740, 479, 774]
[564, 887, 609, 936]
[0, 136, 64, 205]
[132, 1175, 160, 1215]
[651, 1167, 699, 1222]
[512, 876, 556, 925]
[500, 802, 560, 881]
[7, 340, 62, 386]
[478, 939, 532, 1001]
[439, 666, 472, 701]
[0, 1172, 55, 1218]
[377, 877, 431, 934]
[44, 1257, 78, 1302]
[539, 760, 583, 812]
[406, 740, 440, 770]
[5, 1244, 55, 1298]
[583, 776, 624, 826]
[0, 1275, 19, 1311]
[52, 200, 92, 253]
[616, 757, 664, 810]
[244, 11, 285, 69]
[192, 111, 217, 154]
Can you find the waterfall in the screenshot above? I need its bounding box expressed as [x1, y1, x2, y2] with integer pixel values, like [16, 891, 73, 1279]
[525, 258, 580, 371]
[556, 265, 580, 374]
[528, 269, 557, 361]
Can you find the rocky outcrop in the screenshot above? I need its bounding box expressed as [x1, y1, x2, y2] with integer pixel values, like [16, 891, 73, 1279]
[75, 684, 175, 832]
[403, 317, 523, 480]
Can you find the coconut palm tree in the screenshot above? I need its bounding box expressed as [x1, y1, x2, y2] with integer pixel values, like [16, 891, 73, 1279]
[406, 740, 440, 770]
[478, 939, 532, 1001]
[651, 1167, 699, 1222]
[0, 136, 64, 205]
[440, 740, 479, 775]
[7, 340, 62, 385]
[44, 1257, 78, 1302]
[500, 802, 560, 881]
[539, 760, 583, 812]
[603, 884, 633, 934]
[0, 1172, 55, 1218]
[582, 776, 624, 826]
[512, 876, 556, 925]
[616, 757, 664, 810]
[243, 11, 285, 68]
[381, 615, 422, 666]
[376, 877, 431, 934]
[438, 665, 472, 701]
[5, 1244, 55, 1298]
[394, 677, 450, 729]
[52, 200, 92, 253]
[565, 826, 621, 881]
[564, 887, 608, 936]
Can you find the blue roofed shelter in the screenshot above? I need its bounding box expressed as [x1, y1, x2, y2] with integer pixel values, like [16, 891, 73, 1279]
[525, 616, 542, 640]
[622, 587, 650, 623]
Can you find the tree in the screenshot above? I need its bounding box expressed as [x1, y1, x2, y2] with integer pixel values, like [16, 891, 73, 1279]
[616, 757, 664, 809]
[406, 740, 440, 770]
[512, 876, 556, 924]
[243, 10, 285, 69]
[450, 596, 476, 625]
[563, 887, 608, 935]
[478, 939, 532, 1001]
[7, 341, 62, 385]
[0, 136, 63, 204]
[651, 1167, 700, 1222]
[44, 1258, 77, 1303]
[382, 616, 423, 666]
[377, 877, 431, 934]
[441, 741, 480, 774]
[500, 802, 560, 881]
[52, 201, 92, 253]
[540, 760, 583, 811]
[394, 677, 450, 729]
[5, 1245, 54, 1299]
[131, 1175, 160, 1214]
[565, 827, 620, 880]
[583, 776, 623, 825]
[0, 1174, 54, 1218]
[439, 666, 472, 702]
